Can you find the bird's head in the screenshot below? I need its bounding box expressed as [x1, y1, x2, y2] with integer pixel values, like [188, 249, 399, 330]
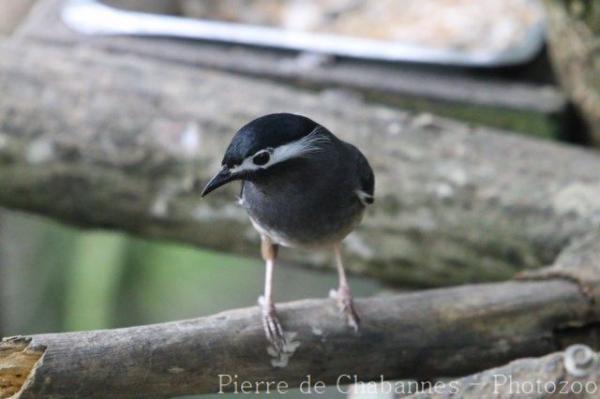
[201, 113, 330, 197]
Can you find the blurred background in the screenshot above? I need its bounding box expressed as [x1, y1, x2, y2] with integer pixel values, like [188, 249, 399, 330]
[1, 0, 599, 398]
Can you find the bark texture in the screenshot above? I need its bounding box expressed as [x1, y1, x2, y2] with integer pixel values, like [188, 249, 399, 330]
[1, 232, 600, 399]
[544, 0, 600, 145]
[1, 2, 600, 398]
[0, 0, 35, 37]
[406, 345, 600, 398]
[0, 36, 599, 286]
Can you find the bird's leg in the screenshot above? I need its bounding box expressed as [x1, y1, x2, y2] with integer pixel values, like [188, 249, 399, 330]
[258, 236, 286, 353]
[329, 243, 360, 331]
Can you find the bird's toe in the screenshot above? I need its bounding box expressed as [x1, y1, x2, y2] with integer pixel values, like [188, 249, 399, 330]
[330, 286, 360, 332]
[259, 298, 287, 353]
[263, 313, 286, 352]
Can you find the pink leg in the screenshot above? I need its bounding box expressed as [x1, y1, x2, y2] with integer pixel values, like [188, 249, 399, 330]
[329, 243, 360, 331]
[258, 236, 286, 352]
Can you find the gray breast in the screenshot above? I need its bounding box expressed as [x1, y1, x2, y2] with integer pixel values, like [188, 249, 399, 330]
[241, 144, 367, 247]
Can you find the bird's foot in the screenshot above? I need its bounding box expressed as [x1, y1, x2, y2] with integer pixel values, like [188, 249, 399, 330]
[258, 296, 287, 353]
[329, 285, 360, 332]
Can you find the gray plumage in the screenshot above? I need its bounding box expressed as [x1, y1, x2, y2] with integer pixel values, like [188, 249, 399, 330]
[241, 130, 373, 247]
[201, 113, 374, 351]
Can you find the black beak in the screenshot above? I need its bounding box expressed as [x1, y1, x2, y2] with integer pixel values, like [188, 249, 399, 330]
[201, 166, 236, 197]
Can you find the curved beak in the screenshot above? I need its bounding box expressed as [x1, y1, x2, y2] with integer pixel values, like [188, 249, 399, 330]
[201, 166, 236, 197]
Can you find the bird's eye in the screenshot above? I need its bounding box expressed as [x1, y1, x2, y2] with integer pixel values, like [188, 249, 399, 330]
[252, 151, 270, 166]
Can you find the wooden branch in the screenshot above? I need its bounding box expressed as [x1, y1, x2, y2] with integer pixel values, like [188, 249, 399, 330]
[402, 233, 600, 398]
[544, 0, 600, 145]
[406, 345, 600, 398]
[0, 0, 35, 37]
[0, 0, 598, 286]
[0, 232, 596, 399]
[0, 233, 598, 398]
[0, 283, 589, 398]
[0, 32, 599, 286]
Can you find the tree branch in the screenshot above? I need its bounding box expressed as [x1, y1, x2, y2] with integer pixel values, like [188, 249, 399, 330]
[544, 0, 600, 145]
[406, 345, 600, 398]
[0, 33, 599, 286]
[0, 281, 590, 398]
[2, 233, 600, 398]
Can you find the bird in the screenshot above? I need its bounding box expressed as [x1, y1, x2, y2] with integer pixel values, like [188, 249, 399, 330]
[201, 113, 374, 352]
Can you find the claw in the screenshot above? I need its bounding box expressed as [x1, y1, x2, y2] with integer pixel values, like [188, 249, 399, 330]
[258, 296, 287, 353]
[330, 286, 360, 331]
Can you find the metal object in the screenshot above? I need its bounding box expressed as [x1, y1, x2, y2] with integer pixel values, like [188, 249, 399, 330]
[62, 0, 545, 67]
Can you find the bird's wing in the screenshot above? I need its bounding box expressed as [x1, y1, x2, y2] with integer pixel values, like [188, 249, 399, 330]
[344, 142, 375, 206]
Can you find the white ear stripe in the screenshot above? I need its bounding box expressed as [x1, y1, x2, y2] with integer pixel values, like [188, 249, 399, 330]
[230, 127, 328, 174]
[355, 189, 374, 206]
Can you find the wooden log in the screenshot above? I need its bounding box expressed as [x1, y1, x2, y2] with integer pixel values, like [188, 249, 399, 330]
[406, 345, 600, 398]
[403, 233, 600, 398]
[1, 232, 600, 399]
[0, 0, 35, 37]
[0, 282, 586, 398]
[544, 0, 600, 145]
[0, 38, 599, 286]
